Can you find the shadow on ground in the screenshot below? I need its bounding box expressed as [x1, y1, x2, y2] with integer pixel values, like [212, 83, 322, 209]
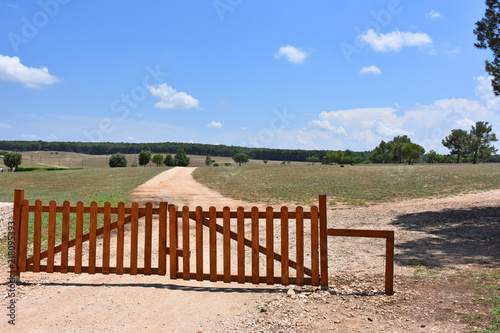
[391, 206, 500, 268]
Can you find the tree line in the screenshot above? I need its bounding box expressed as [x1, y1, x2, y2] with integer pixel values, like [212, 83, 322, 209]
[0, 140, 368, 163]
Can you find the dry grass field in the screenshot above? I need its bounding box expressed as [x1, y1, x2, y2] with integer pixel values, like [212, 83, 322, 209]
[193, 163, 500, 206]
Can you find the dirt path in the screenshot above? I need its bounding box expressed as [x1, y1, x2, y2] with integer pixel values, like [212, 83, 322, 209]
[1, 167, 499, 332]
[129, 166, 268, 209]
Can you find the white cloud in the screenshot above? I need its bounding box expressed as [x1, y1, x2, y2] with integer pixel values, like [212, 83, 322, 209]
[374, 120, 412, 137]
[46, 134, 57, 140]
[207, 121, 223, 128]
[274, 45, 311, 64]
[360, 65, 381, 75]
[22, 134, 37, 139]
[126, 136, 134, 141]
[425, 10, 441, 19]
[148, 83, 200, 110]
[308, 120, 348, 135]
[0, 55, 61, 88]
[0, 123, 12, 129]
[359, 29, 432, 52]
[240, 127, 247, 131]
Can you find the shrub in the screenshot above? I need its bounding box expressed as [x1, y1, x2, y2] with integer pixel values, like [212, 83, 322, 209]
[109, 152, 127, 167]
[213, 163, 219, 167]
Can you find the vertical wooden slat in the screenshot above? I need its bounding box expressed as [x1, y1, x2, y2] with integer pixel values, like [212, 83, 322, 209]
[47, 200, 57, 273]
[251, 206, 259, 284]
[33, 200, 42, 272]
[11, 189, 24, 278]
[237, 207, 245, 284]
[266, 207, 274, 285]
[130, 202, 139, 275]
[18, 200, 29, 272]
[75, 201, 84, 274]
[223, 206, 231, 283]
[281, 206, 289, 286]
[88, 201, 97, 274]
[102, 202, 111, 275]
[310, 206, 320, 286]
[182, 206, 190, 280]
[144, 202, 153, 275]
[116, 202, 125, 275]
[319, 195, 328, 287]
[196, 206, 203, 281]
[60, 201, 70, 273]
[209, 206, 217, 282]
[296, 206, 304, 286]
[385, 232, 395, 295]
[158, 202, 167, 276]
[169, 205, 178, 279]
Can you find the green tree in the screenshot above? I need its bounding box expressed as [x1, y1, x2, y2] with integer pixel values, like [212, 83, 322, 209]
[138, 150, 151, 166]
[232, 153, 249, 166]
[306, 156, 319, 165]
[108, 152, 127, 167]
[174, 148, 190, 167]
[263, 160, 268, 164]
[442, 129, 469, 163]
[3, 152, 22, 171]
[401, 143, 425, 165]
[425, 150, 444, 163]
[152, 154, 164, 167]
[322, 151, 338, 165]
[468, 121, 498, 164]
[164, 154, 175, 166]
[205, 155, 212, 166]
[474, 0, 500, 95]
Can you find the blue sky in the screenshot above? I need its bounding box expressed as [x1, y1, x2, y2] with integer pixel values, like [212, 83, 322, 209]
[0, 0, 498, 153]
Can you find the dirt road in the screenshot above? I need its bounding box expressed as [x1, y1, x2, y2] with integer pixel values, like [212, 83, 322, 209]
[2, 167, 499, 332]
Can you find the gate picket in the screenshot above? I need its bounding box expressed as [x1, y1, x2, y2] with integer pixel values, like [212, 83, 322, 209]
[223, 207, 231, 283]
[75, 201, 84, 274]
[158, 202, 167, 276]
[237, 207, 245, 283]
[116, 202, 125, 275]
[130, 202, 139, 275]
[251, 207, 259, 284]
[182, 206, 190, 280]
[33, 200, 42, 272]
[102, 202, 111, 275]
[266, 207, 274, 285]
[144, 202, 153, 275]
[47, 200, 56, 273]
[89, 201, 97, 274]
[195, 206, 203, 281]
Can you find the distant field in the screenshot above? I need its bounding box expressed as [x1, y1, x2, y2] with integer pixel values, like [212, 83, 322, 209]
[0, 150, 284, 169]
[0, 168, 167, 205]
[193, 163, 500, 206]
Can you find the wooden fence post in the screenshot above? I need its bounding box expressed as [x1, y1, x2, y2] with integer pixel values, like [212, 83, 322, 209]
[11, 189, 24, 282]
[319, 194, 328, 288]
[385, 231, 395, 295]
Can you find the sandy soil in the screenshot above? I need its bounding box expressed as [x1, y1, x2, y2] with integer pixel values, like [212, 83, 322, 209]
[1, 167, 499, 332]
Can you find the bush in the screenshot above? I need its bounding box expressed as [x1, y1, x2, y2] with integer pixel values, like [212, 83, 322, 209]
[152, 154, 164, 167]
[164, 154, 175, 166]
[109, 152, 127, 167]
[138, 150, 151, 166]
[224, 163, 231, 166]
[174, 148, 190, 167]
[213, 163, 219, 167]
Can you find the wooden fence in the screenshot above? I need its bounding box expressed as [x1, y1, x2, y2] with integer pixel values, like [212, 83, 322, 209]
[9, 189, 394, 294]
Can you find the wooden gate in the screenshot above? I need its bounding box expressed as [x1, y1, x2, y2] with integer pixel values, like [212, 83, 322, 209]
[9, 189, 394, 294]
